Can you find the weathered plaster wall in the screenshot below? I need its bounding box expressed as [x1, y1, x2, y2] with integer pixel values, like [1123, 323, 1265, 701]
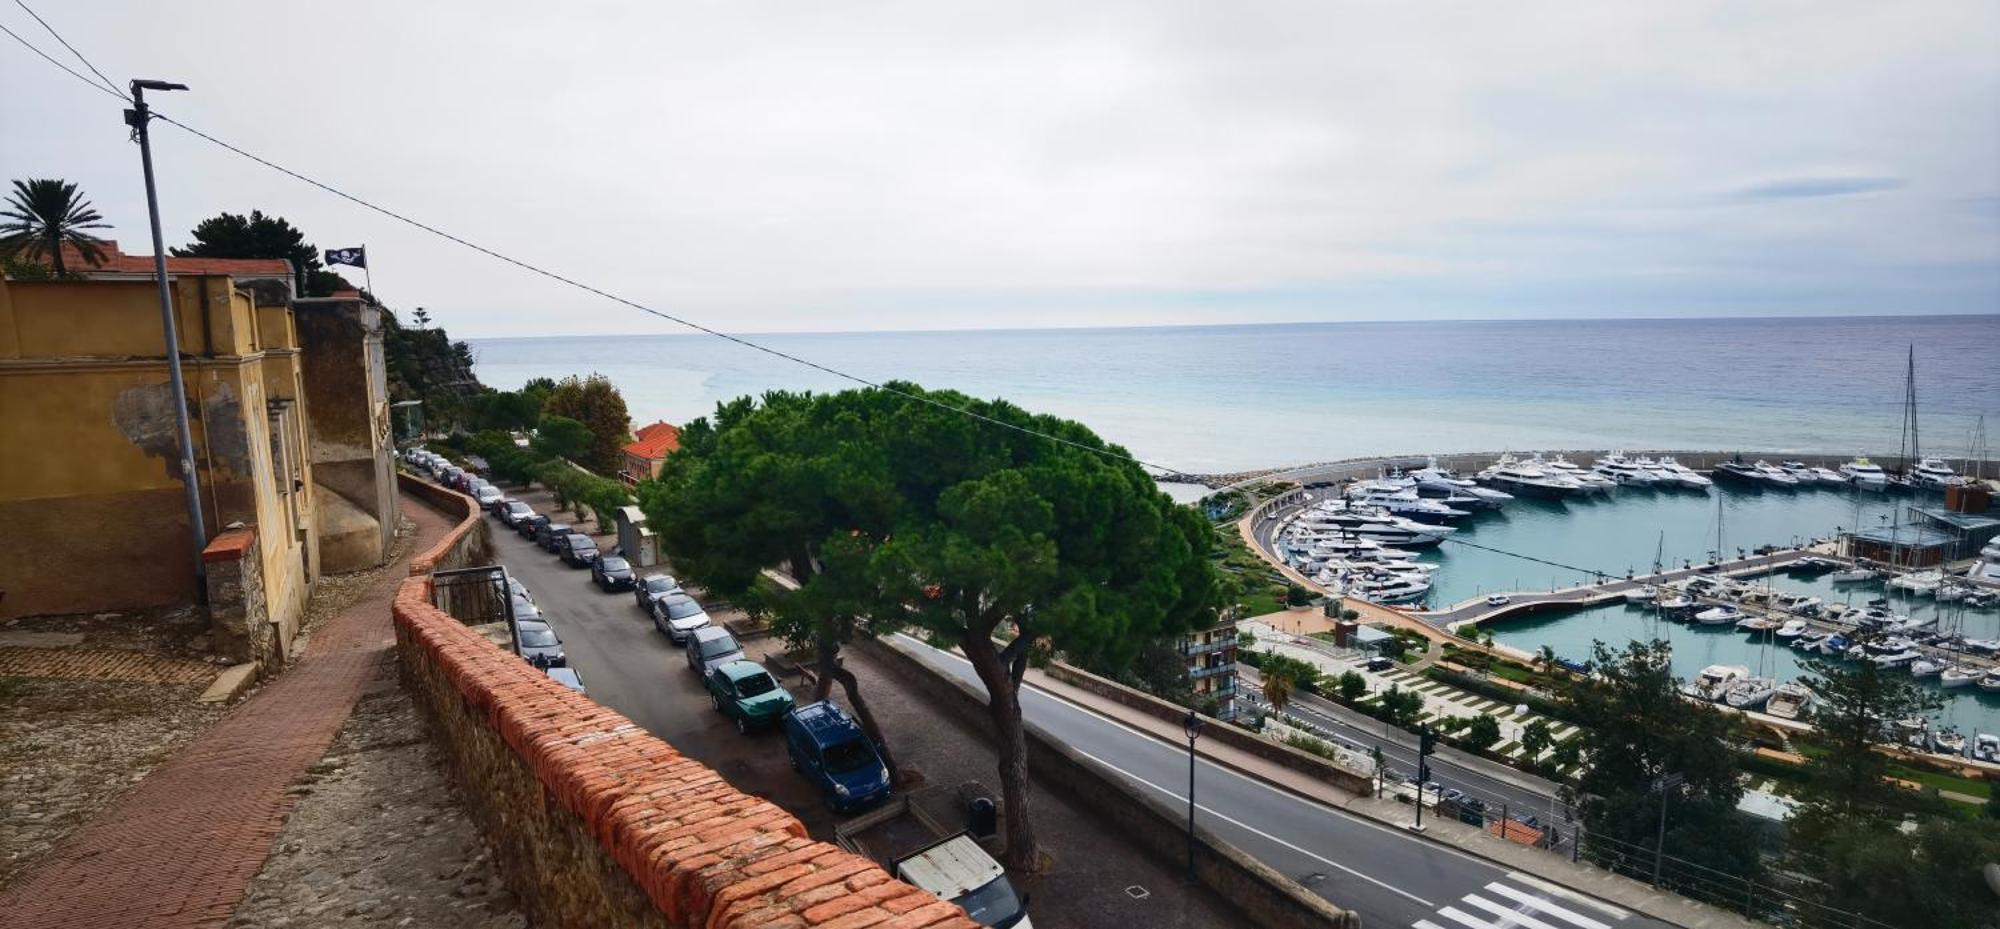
[295, 297, 396, 572]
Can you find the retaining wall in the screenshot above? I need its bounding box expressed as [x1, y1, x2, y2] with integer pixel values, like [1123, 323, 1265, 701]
[860, 637, 1361, 929]
[1044, 661, 1376, 796]
[391, 480, 976, 929]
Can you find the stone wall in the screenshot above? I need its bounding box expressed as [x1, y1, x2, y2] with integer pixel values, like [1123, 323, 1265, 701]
[1045, 661, 1375, 795]
[202, 526, 270, 666]
[859, 638, 1361, 929]
[392, 482, 976, 929]
[296, 297, 397, 571]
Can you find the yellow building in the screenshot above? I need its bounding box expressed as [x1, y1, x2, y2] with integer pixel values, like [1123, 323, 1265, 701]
[0, 252, 389, 665]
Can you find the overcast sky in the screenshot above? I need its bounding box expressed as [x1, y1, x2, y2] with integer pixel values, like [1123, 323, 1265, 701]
[4, 2, 1997, 336]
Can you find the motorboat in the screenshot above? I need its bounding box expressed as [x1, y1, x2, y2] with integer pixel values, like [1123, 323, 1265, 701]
[1939, 666, 1983, 689]
[1594, 454, 1660, 487]
[1694, 605, 1745, 626]
[1870, 649, 1920, 669]
[1651, 456, 1714, 490]
[1737, 615, 1781, 633]
[1712, 459, 1765, 488]
[1765, 682, 1813, 720]
[1817, 633, 1851, 656]
[1933, 583, 1970, 603]
[1722, 676, 1778, 709]
[1888, 570, 1943, 595]
[1792, 630, 1832, 652]
[1973, 733, 2000, 764]
[1344, 481, 1471, 524]
[1931, 728, 1967, 756]
[1907, 457, 1963, 490]
[1840, 456, 1890, 490]
[1751, 460, 1801, 487]
[1980, 671, 2000, 693]
[1625, 585, 1659, 604]
[1779, 461, 1823, 484]
[1476, 454, 1582, 499]
[1829, 566, 1880, 584]
[1655, 595, 1698, 616]
[1962, 638, 2000, 656]
[1774, 619, 1810, 640]
[1909, 657, 1946, 678]
[1407, 461, 1514, 508]
[1810, 466, 1845, 484]
[1891, 718, 1931, 750]
[1685, 665, 1749, 701]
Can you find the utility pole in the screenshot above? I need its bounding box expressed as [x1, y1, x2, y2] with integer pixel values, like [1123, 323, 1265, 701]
[125, 79, 206, 596]
[1651, 773, 1685, 888]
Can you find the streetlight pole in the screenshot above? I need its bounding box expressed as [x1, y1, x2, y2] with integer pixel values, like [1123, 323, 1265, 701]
[1651, 773, 1684, 888]
[125, 79, 206, 596]
[1182, 710, 1203, 881]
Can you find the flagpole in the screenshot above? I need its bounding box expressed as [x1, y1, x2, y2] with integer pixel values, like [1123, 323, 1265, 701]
[362, 243, 374, 301]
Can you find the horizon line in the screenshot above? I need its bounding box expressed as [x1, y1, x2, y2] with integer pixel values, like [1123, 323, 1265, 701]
[458, 309, 2000, 342]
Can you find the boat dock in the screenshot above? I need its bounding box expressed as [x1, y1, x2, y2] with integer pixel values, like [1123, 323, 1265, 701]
[1422, 548, 1827, 634]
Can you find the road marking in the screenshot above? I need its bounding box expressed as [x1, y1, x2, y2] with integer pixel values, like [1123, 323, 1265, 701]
[1484, 882, 1615, 928]
[1465, 893, 1587, 929]
[1066, 742, 1436, 908]
[1499, 874, 1627, 921]
[1436, 904, 1513, 929]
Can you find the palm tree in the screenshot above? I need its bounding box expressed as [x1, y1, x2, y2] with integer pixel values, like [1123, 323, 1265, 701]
[1, 179, 111, 275]
[1262, 670, 1295, 718]
[1536, 645, 1560, 679]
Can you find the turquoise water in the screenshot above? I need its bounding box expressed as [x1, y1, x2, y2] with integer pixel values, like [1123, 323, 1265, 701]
[468, 315, 2000, 474]
[1453, 484, 2000, 737]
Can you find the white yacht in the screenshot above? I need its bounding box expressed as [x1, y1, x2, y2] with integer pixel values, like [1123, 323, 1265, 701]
[1779, 461, 1823, 484]
[1828, 565, 1880, 583]
[1809, 466, 1844, 484]
[1723, 677, 1778, 709]
[1765, 682, 1813, 720]
[1475, 454, 1582, 499]
[1939, 666, 1982, 690]
[1774, 619, 1810, 640]
[1344, 481, 1470, 523]
[1839, 456, 1889, 490]
[1293, 501, 1456, 548]
[1651, 456, 1713, 490]
[1908, 457, 1962, 490]
[1751, 460, 1801, 487]
[1887, 569, 1944, 595]
[1408, 461, 1515, 508]
[1685, 665, 1749, 701]
[1909, 657, 1946, 678]
[1975, 734, 2000, 763]
[1694, 604, 1745, 626]
[1594, 453, 1660, 487]
[1535, 454, 1616, 493]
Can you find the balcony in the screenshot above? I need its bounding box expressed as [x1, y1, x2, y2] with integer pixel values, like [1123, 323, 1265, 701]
[1188, 662, 1235, 680]
[1182, 638, 1235, 657]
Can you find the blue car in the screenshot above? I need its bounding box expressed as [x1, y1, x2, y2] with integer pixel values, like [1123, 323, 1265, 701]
[783, 702, 892, 812]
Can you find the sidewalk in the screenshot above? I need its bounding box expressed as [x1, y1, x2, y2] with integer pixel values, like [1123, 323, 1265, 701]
[1017, 664, 1767, 929]
[0, 500, 454, 929]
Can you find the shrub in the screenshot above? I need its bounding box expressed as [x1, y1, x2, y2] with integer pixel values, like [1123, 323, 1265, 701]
[1337, 671, 1367, 702]
[1285, 583, 1315, 607]
[1461, 715, 1503, 752]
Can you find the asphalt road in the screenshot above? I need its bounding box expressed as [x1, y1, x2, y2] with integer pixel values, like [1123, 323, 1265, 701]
[891, 633, 1669, 929]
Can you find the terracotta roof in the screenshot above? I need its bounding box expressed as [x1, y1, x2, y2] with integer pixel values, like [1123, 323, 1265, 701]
[622, 421, 680, 461]
[28, 240, 295, 278]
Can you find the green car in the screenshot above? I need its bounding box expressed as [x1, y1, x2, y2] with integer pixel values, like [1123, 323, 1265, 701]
[705, 660, 793, 733]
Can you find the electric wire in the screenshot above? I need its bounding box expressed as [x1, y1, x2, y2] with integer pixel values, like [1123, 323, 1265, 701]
[1, 16, 1197, 480]
[12, 0, 125, 99]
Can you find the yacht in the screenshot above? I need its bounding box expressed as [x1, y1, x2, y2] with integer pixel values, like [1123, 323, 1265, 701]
[1980, 671, 2000, 693]
[1723, 677, 1778, 709]
[1908, 656, 1946, 677]
[1779, 461, 1823, 484]
[1975, 733, 2000, 764]
[1887, 570, 1943, 595]
[1751, 460, 1801, 487]
[1651, 456, 1714, 490]
[1685, 665, 1749, 701]
[1908, 457, 1962, 490]
[1625, 585, 1659, 604]
[1475, 454, 1582, 499]
[1931, 728, 1967, 756]
[1694, 604, 1745, 626]
[1344, 481, 1470, 524]
[1594, 453, 1660, 487]
[1737, 615, 1781, 633]
[1408, 461, 1515, 508]
[1535, 454, 1616, 493]
[1774, 619, 1810, 641]
[1809, 466, 1845, 484]
[1765, 682, 1814, 720]
[1339, 572, 1432, 605]
[1829, 565, 1880, 584]
[1840, 456, 1890, 490]
[1793, 630, 1832, 652]
[1294, 502, 1457, 548]
[1940, 666, 1983, 692]
[1711, 459, 1765, 488]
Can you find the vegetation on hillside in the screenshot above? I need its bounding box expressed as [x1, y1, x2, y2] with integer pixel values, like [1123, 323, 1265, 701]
[173, 210, 351, 296]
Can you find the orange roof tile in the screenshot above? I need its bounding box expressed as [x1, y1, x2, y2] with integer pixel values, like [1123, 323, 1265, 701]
[622, 421, 680, 461]
[28, 240, 295, 278]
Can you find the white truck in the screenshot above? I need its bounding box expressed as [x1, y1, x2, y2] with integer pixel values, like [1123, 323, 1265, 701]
[834, 787, 1033, 929]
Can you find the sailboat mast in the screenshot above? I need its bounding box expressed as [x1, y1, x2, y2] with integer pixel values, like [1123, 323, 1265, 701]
[1904, 344, 1920, 475]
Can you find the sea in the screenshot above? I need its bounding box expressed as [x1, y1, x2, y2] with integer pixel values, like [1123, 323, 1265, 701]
[472, 314, 2000, 739]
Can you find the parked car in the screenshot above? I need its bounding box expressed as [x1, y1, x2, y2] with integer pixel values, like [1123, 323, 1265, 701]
[684, 626, 743, 676]
[653, 593, 713, 644]
[500, 500, 534, 527]
[513, 620, 566, 668]
[705, 660, 794, 734]
[558, 532, 600, 567]
[508, 594, 544, 624]
[506, 574, 532, 604]
[1484, 594, 1510, 606]
[474, 485, 504, 508]
[517, 513, 551, 540]
[536, 522, 577, 551]
[633, 573, 682, 612]
[547, 667, 586, 694]
[783, 701, 892, 812]
[440, 465, 463, 486]
[592, 555, 636, 591]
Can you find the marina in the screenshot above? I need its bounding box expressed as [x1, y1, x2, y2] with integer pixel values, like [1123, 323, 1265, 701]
[1247, 448, 2000, 762]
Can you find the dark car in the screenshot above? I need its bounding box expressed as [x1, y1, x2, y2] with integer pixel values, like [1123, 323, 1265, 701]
[547, 667, 586, 694]
[632, 573, 682, 612]
[652, 593, 713, 644]
[783, 701, 892, 812]
[517, 513, 551, 540]
[536, 522, 577, 552]
[558, 532, 600, 567]
[706, 660, 794, 734]
[592, 555, 635, 591]
[508, 594, 545, 624]
[684, 626, 743, 676]
[513, 620, 566, 669]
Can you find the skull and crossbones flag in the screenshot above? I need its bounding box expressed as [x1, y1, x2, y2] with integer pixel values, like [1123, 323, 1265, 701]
[324, 246, 367, 268]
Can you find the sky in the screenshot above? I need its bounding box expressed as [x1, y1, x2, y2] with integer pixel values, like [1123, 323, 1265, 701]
[3, 1, 1997, 337]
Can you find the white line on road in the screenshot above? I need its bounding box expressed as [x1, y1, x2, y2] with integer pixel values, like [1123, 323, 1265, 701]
[1502, 873, 1628, 920]
[1485, 881, 1616, 929]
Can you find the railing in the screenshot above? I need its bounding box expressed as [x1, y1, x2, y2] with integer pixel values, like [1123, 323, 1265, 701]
[1189, 662, 1235, 680]
[1183, 637, 1236, 657]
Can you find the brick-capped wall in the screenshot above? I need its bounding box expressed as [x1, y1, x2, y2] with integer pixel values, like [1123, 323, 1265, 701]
[392, 479, 975, 929]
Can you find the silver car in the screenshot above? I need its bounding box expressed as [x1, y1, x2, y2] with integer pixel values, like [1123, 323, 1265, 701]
[652, 593, 711, 644]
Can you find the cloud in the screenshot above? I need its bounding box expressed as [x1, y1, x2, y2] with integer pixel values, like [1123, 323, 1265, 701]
[1733, 175, 1907, 201]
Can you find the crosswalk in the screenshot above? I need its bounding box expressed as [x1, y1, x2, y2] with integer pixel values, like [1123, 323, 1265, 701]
[1412, 876, 1624, 929]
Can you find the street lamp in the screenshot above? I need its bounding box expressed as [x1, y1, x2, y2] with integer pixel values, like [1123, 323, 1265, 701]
[1650, 773, 1685, 888]
[1182, 710, 1203, 881]
[124, 78, 208, 597]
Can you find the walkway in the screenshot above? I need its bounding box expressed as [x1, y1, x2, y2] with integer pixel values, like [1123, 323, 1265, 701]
[0, 498, 453, 929]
